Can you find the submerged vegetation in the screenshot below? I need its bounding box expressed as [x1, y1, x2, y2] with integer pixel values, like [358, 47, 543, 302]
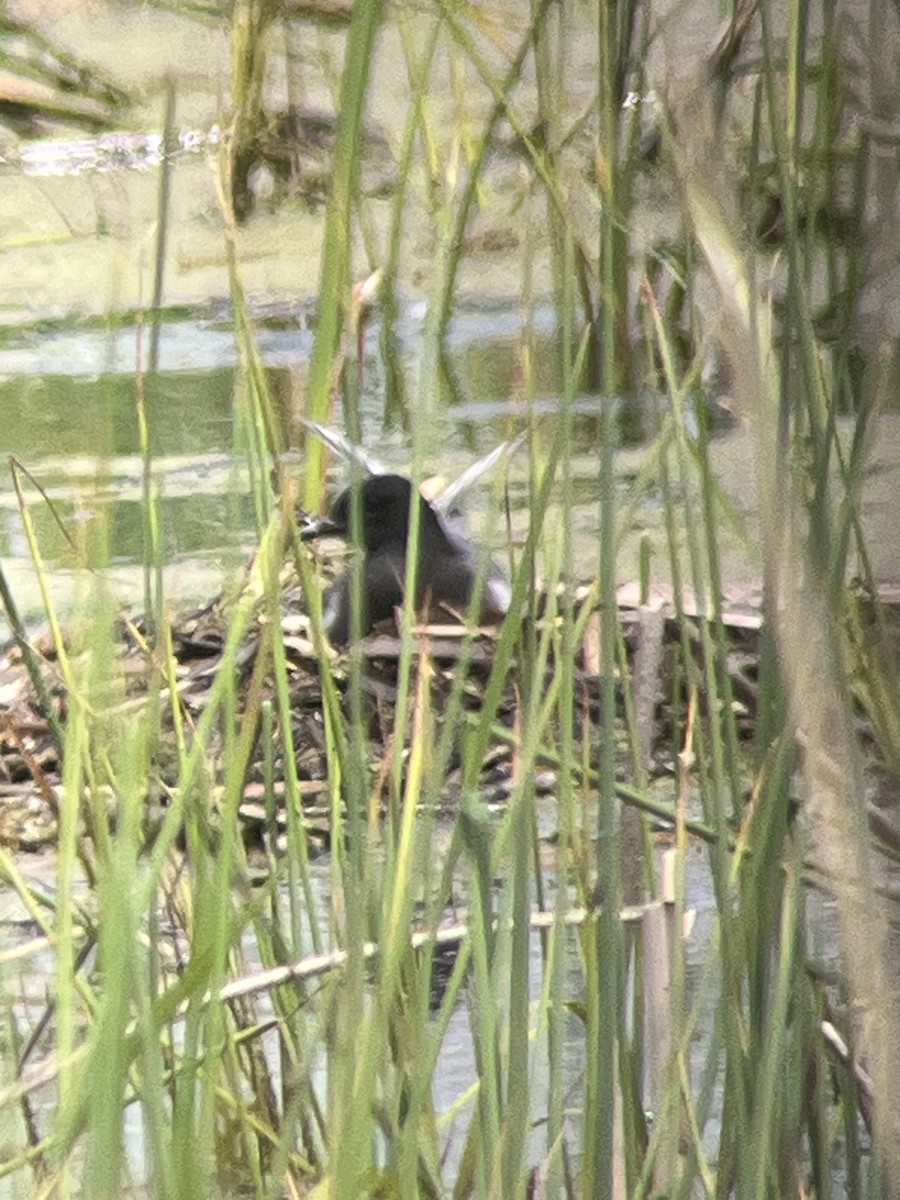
[1, 0, 900, 1197]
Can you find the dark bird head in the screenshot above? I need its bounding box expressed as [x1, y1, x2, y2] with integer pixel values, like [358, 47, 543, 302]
[301, 474, 421, 553]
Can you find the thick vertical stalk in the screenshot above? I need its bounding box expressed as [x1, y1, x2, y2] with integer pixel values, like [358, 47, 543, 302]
[229, 0, 274, 223]
[597, 0, 633, 395]
[303, 0, 385, 510]
[585, 4, 624, 1194]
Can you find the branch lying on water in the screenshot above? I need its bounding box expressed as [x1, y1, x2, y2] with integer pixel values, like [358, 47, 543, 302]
[0, 898, 692, 1115]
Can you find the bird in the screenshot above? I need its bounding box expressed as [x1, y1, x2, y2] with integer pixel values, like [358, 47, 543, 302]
[300, 472, 511, 645]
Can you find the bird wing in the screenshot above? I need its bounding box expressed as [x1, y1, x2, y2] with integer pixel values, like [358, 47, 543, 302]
[425, 498, 512, 618]
[301, 419, 387, 477]
[433, 432, 526, 515]
[302, 422, 524, 507]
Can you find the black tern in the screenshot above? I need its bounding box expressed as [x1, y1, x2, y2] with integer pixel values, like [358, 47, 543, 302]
[301, 473, 510, 645]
